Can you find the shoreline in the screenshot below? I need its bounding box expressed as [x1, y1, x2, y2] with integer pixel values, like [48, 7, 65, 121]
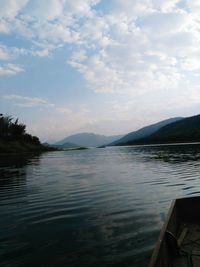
[0, 140, 60, 154]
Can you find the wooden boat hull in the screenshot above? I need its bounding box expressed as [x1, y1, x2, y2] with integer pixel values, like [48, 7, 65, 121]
[149, 196, 200, 267]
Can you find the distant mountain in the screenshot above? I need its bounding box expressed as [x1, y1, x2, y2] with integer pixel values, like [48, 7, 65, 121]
[127, 114, 200, 145]
[110, 117, 183, 146]
[55, 133, 124, 147]
[51, 142, 80, 149]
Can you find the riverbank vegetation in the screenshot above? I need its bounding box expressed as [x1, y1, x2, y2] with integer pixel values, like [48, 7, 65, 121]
[0, 114, 56, 153]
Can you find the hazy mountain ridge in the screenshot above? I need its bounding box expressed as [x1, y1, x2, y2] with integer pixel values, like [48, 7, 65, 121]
[51, 142, 80, 149]
[111, 117, 183, 146]
[55, 133, 124, 147]
[125, 114, 200, 145]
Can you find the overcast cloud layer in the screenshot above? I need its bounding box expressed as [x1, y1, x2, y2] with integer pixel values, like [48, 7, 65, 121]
[1, 0, 200, 141]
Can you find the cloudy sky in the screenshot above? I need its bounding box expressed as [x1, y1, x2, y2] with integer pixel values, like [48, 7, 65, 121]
[1, 0, 200, 141]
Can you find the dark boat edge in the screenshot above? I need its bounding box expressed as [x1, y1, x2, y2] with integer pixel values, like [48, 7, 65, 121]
[148, 199, 176, 267]
[149, 195, 200, 267]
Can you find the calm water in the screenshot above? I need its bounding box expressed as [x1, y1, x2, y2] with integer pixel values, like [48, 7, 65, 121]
[1, 144, 200, 267]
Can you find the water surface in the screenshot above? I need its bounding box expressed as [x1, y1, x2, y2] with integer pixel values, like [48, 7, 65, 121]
[1, 144, 200, 266]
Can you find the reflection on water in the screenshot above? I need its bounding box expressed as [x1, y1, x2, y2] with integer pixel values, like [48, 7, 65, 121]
[1, 144, 200, 267]
[0, 153, 41, 188]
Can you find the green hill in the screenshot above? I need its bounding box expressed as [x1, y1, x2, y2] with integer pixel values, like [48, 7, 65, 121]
[126, 114, 200, 145]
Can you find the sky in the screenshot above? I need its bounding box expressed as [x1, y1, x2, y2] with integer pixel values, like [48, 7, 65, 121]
[1, 0, 200, 142]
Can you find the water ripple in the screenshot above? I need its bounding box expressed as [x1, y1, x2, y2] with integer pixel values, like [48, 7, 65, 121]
[1, 145, 200, 266]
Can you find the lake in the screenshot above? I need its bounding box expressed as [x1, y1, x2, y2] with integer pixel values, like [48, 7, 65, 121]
[1, 144, 200, 267]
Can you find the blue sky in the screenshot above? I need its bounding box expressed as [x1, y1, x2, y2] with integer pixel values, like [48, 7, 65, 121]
[1, 0, 200, 141]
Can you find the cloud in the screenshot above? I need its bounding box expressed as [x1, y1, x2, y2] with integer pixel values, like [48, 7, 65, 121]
[187, 0, 200, 14]
[139, 11, 189, 35]
[182, 56, 200, 71]
[2, 95, 48, 107]
[0, 0, 28, 19]
[106, 0, 153, 18]
[2, 94, 78, 125]
[2, 95, 73, 116]
[69, 51, 126, 93]
[66, 2, 200, 96]
[1, 0, 200, 100]
[0, 44, 28, 60]
[3, 0, 200, 140]
[152, 0, 181, 11]
[0, 43, 55, 60]
[24, 0, 99, 20]
[32, 48, 50, 57]
[0, 45, 11, 60]
[0, 20, 10, 33]
[24, 0, 63, 21]
[0, 64, 24, 76]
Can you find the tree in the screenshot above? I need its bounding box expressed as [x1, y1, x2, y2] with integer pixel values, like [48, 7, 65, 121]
[9, 121, 26, 139]
[0, 115, 13, 139]
[0, 114, 41, 145]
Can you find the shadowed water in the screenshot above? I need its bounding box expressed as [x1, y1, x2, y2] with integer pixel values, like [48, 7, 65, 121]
[1, 144, 200, 267]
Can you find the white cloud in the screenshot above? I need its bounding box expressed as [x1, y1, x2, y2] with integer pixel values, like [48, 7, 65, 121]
[0, 64, 24, 76]
[69, 51, 126, 93]
[182, 56, 200, 71]
[62, 0, 100, 18]
[2, 94, 86, 129]
[152, 0, 181, 11]
[32, 48, 50, 57]
[70, 50, 88, 63]
[24, 0, 63, 21]
[30, 21, 76, 44]
[0, 45, 10, 60]
[0, 19, 10, 33]
[140, 11, 189, 35]
[66, 2, 200, 96]
[1, 0, 200, 116]
[2, 95, 48, 107]
[24, 0, 99, 20]
[0, 0, 196, 95]
[187, 0, 200, 14]
[107, 0, 153, 18]
[0, 44, 28, 60]
[2, 95, 73, 117]
[0, 0, 28, 18]
[0, 0, 92, 21]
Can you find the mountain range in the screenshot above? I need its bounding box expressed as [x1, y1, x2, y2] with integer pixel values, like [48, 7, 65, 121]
[51, 142, 80, 149]
[54, 133, 124, 148]
[128, 114, 200, 145]
[109, 117, 183, 146]
[54, 114, 200, 148]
